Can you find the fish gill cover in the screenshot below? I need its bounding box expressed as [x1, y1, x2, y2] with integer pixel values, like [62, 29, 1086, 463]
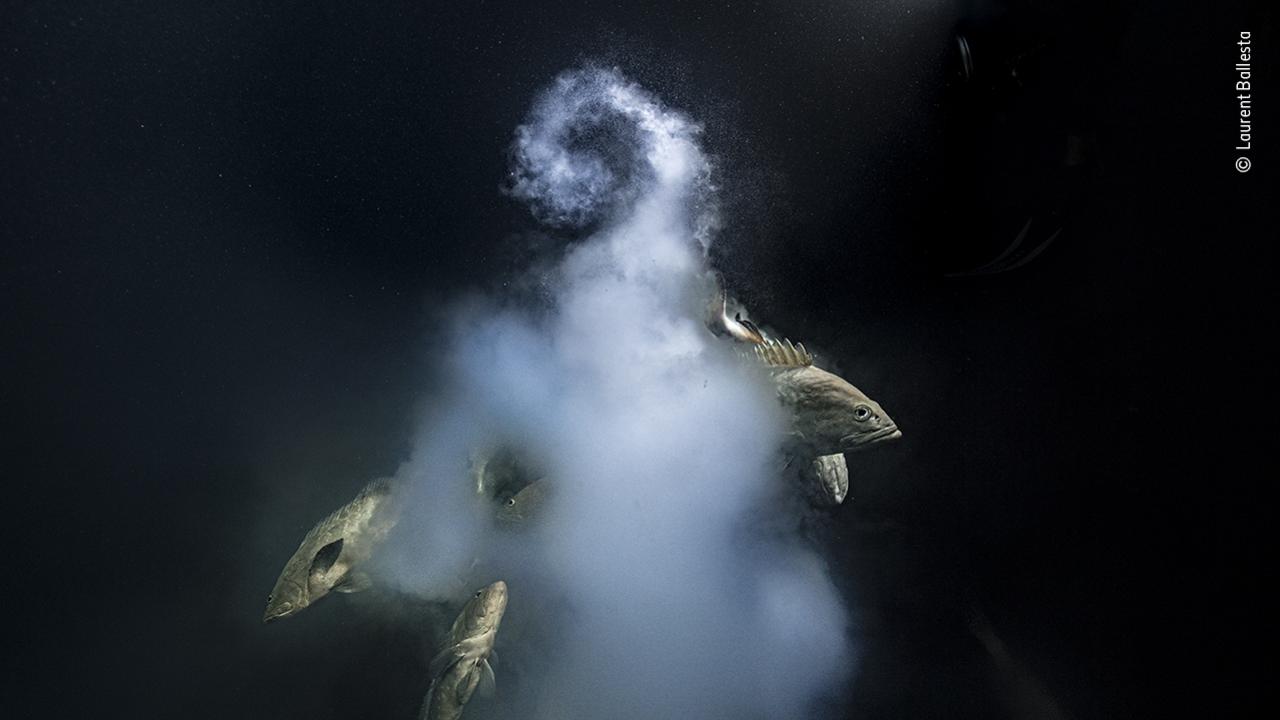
[371, 66, 853, 719]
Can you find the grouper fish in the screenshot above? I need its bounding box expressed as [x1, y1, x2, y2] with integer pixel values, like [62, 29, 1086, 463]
[702, 275, 899, 505]
[495, 478, 550, 526]
[420, 580, 509, 720]
[701, 275, 901, 466]
[755, 338, 902, 458]
[262, 478, 400, 623]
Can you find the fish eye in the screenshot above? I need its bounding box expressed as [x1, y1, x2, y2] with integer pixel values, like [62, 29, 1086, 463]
[505, 497, 516, 506]
[853, 405, 871, 421]
[475, 590, 483, 598]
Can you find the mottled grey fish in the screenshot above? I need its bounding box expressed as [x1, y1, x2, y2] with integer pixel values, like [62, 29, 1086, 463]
[420, 580, 509, 720]
[262, 478, 400, 623]
[805, 453, 850, 506]
[755, 338, 901, 457]
[495, 478, 550, 525]
[701, 278, 900, 461]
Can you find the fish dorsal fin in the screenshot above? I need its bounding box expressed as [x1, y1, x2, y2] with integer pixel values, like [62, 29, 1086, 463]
[428, 643, 464, 680]
[360, 477, 394, 501]
[317, 478, 394, 530]
[754, 338, 812, 367]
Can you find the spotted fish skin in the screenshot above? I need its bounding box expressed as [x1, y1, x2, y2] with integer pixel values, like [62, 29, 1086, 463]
[756, 339, 901, 457]
[420, 581, 508, 720]
[262, 479, 400, 623]
[703, 284, 900, 502]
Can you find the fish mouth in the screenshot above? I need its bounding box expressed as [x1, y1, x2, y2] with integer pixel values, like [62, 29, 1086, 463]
[262, 603, 296, 624]
[483, 581, 510, 618]
[841, 424, 902, 451]
[488, 580, 509, 606]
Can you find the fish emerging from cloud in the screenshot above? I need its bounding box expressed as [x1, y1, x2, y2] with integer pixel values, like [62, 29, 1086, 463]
[755, 338, 901, 458]
[263, 478, 400, 623]
[420, 580, 509, 720]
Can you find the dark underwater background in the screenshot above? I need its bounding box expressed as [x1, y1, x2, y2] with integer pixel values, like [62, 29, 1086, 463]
[2, 0, 1271, 718]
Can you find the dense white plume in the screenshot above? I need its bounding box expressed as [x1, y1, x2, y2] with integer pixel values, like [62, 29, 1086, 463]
[374, 66, 853, 719]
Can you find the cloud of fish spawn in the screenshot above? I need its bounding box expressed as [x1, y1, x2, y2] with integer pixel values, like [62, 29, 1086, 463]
[377, 66, 853, 720]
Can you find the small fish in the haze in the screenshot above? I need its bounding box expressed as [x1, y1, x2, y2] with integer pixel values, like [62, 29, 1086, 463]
[469, 447, 494, 498]
[804, 453, 850, 506]
[755, 338, 901, 457]
[420, 580, 509, 720]
[495, 478, 550, 525]
[263, 478, 400, 623]
[705, 272, 766, 344]
[469, 444, 543, 502]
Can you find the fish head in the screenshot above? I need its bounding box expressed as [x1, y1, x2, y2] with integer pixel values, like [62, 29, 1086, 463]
[263, 536, 346, 623]
[834, 383, 902, 453]
[777, 366, 901, 455]
[496, 479, 548, 524]
[496, 492, 522, 522]
[460, 580, 509, 637]
[263, 574, 308, 624]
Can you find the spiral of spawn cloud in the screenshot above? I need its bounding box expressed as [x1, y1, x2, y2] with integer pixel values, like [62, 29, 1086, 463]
[373, 66, 853, 720]
[508, 67, 714, 234]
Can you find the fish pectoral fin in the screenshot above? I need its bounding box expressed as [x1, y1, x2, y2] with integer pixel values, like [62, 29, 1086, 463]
[476, 658, 497, 698]
[456, 660, 484, 705]
[487, 649, 498, 670]
[427, 644, 465, 679]
[333, 571, 371, 594]
[813, 453, 849, 505]
[419, 683, 435, 719]
[309, 538, 344, 579]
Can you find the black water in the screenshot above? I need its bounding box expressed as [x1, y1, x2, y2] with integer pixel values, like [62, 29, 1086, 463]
[3, 1, 1271, 718]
